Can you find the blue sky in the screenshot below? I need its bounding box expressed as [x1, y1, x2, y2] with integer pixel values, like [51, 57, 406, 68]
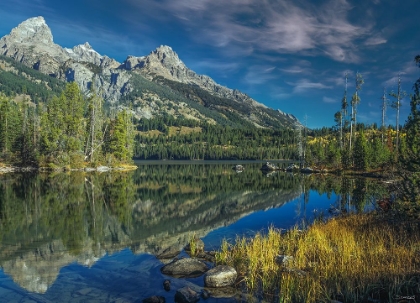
[1, 0, 419, 128]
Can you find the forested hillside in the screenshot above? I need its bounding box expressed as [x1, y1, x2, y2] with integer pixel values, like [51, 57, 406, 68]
[0, 55, 65, 103]
[0, 82, 135, 168]
[134, 120, 298, 160]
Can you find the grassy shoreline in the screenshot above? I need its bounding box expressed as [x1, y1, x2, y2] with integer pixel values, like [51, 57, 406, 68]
[215, 212, 420, 303]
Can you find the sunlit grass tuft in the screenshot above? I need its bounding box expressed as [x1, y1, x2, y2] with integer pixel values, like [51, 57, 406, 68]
[215, 214, 420, 302]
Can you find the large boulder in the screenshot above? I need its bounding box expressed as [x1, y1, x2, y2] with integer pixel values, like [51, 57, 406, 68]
[203, 265, 237, 288]
[161, 258, 209, 278]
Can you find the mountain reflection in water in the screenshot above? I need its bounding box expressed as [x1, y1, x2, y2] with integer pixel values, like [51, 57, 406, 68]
[0, 161, 387, 301]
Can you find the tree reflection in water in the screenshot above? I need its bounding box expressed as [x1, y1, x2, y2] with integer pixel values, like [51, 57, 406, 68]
[0, 162, 388, 295]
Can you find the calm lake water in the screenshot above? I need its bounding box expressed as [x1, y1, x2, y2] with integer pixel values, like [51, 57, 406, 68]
[0, 161, 388, 302]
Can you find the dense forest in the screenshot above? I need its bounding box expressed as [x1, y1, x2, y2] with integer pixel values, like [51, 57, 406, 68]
[0, 82, 135, 168]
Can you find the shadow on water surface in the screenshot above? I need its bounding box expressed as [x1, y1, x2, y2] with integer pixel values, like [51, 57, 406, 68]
[0, 161, 388, 301]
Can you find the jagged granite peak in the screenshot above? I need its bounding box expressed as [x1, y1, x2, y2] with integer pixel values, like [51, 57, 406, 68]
[7, 16, 53, 45]
[64, 42, 120, 68]
[0, 16, 70, 76]
[123, 45, 266, 109]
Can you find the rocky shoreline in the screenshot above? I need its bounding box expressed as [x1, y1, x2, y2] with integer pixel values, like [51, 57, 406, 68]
[145, 238, 240, 303]
[0, 165, 138, 174]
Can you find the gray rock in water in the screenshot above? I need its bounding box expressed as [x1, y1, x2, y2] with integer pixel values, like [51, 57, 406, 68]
[204, 265, 237, 288]
[286, 164, 299, 172]
[142, 296, 165, 303]
[163, 279, 171, 291]
[161, 258, 209, 278]
[300, 167, 314, 173]
[96, 166, 110, 172]
[233, 164, 244, 172]
[261, 162, 280, 171]
[175, 287, 200, 303]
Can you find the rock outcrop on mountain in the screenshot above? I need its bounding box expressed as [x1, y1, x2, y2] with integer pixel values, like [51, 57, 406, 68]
[0, 16, 300, 127]
[123, 45, 263, 108]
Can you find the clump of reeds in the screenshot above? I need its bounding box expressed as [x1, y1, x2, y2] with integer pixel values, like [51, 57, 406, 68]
[215, 214, 420, 303]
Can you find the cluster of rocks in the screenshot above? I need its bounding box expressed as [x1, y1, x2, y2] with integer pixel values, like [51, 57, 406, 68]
[0, 166, 37, 174]
[0, 165, 137, 174]
[143, 238, 238, 303]
[261, 162, 281, 171]
[260, 162, 326, 174]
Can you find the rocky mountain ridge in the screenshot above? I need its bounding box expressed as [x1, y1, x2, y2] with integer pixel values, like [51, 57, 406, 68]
[0, 16, 300, 128]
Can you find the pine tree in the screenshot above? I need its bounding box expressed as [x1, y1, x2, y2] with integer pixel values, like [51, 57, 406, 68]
[109, 110, 135, 163]
[62, 82, 85, 153]
[0, 94, 22, 159]
[353, 130, 368, 171]
[40, 94, 65, 156]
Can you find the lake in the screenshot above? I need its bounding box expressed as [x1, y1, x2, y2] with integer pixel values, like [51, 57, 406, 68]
[0, 161, 387, 302]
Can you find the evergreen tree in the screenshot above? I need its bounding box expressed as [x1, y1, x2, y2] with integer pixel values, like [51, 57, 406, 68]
[40, 94, 65, 157]
[62, 82, 85, 153]
[0, 94, 22, 159]
[353, 130, 368, 171]
[109, 110, 135, 162]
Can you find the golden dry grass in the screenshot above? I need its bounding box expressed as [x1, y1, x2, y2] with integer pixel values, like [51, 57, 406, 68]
[215, 214, 420, 303]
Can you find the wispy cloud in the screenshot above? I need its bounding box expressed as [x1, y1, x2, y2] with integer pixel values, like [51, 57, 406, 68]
[244, 65, 278, 85]
[124, 0, 383, 63]
[192, 60, 240, 73]
[364, 36, 387, 46]
[279, 62, 312, 74]
[287, 79, 333, 93]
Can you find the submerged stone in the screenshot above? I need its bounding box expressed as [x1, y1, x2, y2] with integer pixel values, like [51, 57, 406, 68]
[175, 287, 200, 303]
[142, 296, 165, 303]
[163, 279, 171, 291]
